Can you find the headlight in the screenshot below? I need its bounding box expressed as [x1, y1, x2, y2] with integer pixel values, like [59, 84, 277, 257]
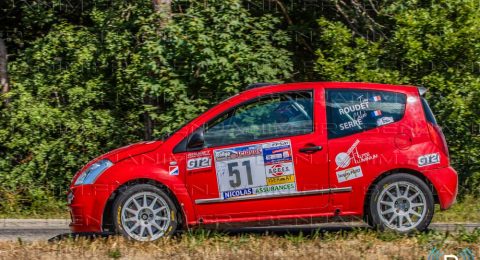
[74, 159, 113, 186]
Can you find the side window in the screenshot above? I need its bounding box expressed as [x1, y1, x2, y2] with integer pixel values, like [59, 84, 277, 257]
[326, 89, 406, 139]
[203, 91, 313, 147]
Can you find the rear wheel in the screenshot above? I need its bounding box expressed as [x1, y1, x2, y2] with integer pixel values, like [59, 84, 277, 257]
[368, 173, 434, 233]
[112, 184, 178, 241]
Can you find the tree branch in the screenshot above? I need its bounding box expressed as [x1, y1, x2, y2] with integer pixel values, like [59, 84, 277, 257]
[152, 0, 172, 28]
[143, 0, 173, 140]
[334, 0, 386, 40]
[335, 0, 366, 39]
[270, 0, 314, 54]
[0, 38, 9, 105]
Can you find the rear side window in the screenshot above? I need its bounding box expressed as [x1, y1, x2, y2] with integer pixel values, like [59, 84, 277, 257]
[421, 98, 437, 125]
[326, 89, 407, 139]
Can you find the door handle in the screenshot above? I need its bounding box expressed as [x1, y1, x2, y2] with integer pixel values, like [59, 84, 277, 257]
[299, 145, 323, 153]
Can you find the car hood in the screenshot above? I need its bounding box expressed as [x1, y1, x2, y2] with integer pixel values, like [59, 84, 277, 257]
[102, 140, 164, 163]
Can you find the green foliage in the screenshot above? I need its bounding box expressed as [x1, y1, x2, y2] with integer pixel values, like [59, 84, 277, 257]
[315, 0, 480, 196]
[107, 248, 122, 259]
[433, 195, 480, 222]
[0, 0, 292, 212]
[456, 228, 480, 243]
[135, 0, 292, 135]
[0, 24, 130, 213]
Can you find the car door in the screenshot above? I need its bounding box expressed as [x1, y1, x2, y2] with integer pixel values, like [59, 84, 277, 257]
[177, 89, 332, 223]
[325, 88, 407, 211]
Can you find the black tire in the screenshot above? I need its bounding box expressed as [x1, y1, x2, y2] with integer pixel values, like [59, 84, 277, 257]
[112, 184, 179, 241]
[367, 173, 434, 233]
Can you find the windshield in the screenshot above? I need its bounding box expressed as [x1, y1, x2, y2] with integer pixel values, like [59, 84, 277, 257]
[160, 93, 241, 141]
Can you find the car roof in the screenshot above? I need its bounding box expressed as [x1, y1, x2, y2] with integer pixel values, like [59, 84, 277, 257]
[242, 81, 419, 94]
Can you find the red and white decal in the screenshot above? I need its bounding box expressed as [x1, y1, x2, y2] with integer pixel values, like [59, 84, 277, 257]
[335, 139, 378, 170]
[169, 166, 179, 176]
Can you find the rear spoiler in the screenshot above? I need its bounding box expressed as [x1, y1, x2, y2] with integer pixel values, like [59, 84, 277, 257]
[418, 86, 428, 96]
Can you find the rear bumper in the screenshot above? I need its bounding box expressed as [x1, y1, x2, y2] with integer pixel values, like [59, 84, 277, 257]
[423, 166, 458, 210]
[68, 184, 115, 233]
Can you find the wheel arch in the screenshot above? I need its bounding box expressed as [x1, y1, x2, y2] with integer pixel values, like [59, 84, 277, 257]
[363, 168, 439, 222]
[101, 178, 188, 233]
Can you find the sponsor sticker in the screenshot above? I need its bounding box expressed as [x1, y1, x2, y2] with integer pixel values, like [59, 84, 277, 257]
[213, 139, 296, 200]
[376, 116, 394, 126]
[169, 166, 179, 175]
[336, 166, 363, 183]
[265, 162, 294, 177]
[214, 145, 262, 162]
[335, 139, 378, 170]
[262, 143, 293, 164]
[266, 175, 295, 186]
[255, 183, 295, 194]
[222, 188, 254, 199]
[187, 151, 212, 170]
[418, 153, 440, 167]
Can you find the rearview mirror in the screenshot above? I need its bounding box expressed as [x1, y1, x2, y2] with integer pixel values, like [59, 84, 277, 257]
[187, 130, 205, 149]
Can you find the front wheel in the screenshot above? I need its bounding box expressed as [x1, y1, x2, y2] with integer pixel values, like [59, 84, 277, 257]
[112, 184, 179, 241]
[368, 173, 434, 233]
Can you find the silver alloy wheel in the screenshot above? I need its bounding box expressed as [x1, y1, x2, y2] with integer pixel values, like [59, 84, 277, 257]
[121, 191, 171, 241]
[376, 181, 427, 232]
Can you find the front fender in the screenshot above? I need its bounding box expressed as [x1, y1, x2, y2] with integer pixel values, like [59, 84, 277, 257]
[95, 155, 197, 227]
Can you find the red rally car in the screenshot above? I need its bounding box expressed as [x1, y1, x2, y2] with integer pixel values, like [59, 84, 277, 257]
[68, 82, 458, 241]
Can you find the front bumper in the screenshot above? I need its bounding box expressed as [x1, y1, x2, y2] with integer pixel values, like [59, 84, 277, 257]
[423, 166, 458, 210]
[68, 184, 115, 233]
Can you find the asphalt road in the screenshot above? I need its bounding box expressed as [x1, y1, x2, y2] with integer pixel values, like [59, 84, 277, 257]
[0, 219, 479, 242]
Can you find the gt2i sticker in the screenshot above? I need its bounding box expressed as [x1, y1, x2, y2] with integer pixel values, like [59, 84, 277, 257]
[335, 139, 378, 170]
[213, 140, 296, 200]
[187, 151, 212, 170]
[336, 166, 363, 183]
[418, 153, 440, 167]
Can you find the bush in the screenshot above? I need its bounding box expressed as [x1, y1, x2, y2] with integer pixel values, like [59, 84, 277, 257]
[0, 0, 292, 213]
[315, 0, 480, 196]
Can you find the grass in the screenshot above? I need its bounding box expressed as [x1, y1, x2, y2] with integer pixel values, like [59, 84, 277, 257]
[0, 209, 69, 219]
[433, 195, 480, 222]
[1, 229, 479, 259]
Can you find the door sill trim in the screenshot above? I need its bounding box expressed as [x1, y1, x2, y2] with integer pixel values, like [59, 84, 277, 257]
[195, 187, 352, 205]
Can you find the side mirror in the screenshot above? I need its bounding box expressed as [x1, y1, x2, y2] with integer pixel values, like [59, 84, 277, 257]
[187, 130, 205, 149]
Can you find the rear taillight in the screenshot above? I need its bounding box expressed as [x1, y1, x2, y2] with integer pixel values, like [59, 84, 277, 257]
[427, 122, 450, 159]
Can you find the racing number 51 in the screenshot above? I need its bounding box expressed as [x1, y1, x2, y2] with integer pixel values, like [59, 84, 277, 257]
[227, 160, 253, 188]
